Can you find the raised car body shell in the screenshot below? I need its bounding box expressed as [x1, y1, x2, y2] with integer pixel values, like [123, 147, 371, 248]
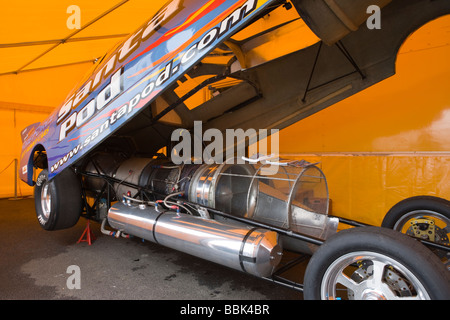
[20, 0, 274, 185]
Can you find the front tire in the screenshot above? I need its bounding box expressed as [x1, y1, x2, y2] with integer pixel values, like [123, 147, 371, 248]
[303, 227, 450, 300]
[34, 168, 83, 231]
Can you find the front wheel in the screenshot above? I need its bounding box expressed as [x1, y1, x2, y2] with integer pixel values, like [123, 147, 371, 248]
[34, 168, 83, 231]
[382, 196, 450, 269]
[303, 227, 450, 300]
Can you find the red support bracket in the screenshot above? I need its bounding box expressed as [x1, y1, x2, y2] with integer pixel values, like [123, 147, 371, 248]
[77, 219, 97, 245]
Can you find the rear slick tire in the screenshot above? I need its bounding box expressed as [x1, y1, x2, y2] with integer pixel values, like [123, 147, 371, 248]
[303, 227, 450, 300]
[34, 168, 83, 231]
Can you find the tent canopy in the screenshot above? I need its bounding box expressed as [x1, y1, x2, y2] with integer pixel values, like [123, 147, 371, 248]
[0, 0, 168, 197]
[0, 0, 168, 109]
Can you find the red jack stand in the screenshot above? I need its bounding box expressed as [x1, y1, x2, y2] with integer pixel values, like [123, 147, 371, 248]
[77, 220, 96, 245]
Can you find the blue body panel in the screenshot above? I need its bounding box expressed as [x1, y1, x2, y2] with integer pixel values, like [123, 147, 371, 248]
[20, 0, 275, 185]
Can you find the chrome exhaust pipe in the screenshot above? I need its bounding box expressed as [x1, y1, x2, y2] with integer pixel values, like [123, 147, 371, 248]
[108, 201, 283, 278]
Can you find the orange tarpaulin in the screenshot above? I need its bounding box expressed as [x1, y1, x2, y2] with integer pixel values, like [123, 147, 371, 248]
[0, 0, 449, 219]
[0, 0, 167, 197]
[277, 15, 450, 225]
[0, 0, 168, 107]
[0, 0, 320, 198]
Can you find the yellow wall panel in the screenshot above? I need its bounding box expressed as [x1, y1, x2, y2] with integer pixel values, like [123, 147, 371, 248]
[276, 16, 450, 226]
[285, 154, 450, 226]
[0, 108, 49, 198]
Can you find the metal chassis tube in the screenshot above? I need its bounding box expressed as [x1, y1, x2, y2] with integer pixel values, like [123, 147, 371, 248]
[78, 170, 450, 292]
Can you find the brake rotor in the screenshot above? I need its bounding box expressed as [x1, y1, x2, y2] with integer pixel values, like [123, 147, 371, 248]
[347, 261, 413, 299]
[384, 266, 414, 297]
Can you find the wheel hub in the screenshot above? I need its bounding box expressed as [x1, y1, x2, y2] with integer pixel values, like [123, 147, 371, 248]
[361, 289, 387, 300]
[407, 218, 437, 241]
[40, 182, 52, 220]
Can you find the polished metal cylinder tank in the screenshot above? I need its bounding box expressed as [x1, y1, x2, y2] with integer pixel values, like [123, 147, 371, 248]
[111, 157, 337, 245]
[108, 201, 283, 278]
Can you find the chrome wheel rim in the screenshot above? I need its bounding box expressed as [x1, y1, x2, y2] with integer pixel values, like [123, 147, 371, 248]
[321, 251, 430, 300]
[393, 210, 449, 241]
[40, 182, 52, 222]
[393, 210, 449, 270]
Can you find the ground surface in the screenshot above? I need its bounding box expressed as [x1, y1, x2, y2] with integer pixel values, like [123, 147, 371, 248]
[0, 198, 306, 301]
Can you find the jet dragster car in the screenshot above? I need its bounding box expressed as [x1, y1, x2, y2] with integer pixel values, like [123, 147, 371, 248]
[20, 0, 450, 300]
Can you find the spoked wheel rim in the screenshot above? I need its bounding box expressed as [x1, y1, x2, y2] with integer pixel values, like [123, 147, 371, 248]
[393, 210, 449, 241]
[393, 210, 450, 270]
[321, 251, 431, 300]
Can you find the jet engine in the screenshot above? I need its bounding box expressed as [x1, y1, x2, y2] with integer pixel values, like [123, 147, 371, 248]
[85, 156, 338, 277]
